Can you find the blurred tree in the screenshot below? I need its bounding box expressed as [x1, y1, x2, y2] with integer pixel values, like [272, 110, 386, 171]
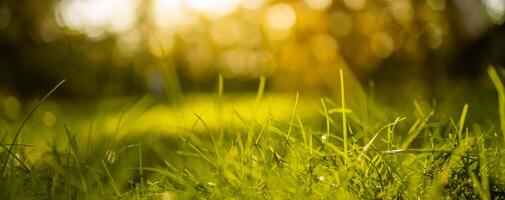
[0, 0, 504, 98]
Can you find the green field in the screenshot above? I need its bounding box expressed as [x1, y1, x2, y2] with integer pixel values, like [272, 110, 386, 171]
[1, 69, 505, 199]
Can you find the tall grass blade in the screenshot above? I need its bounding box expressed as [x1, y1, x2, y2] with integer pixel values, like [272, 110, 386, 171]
[321, 98, 329, 141]
[287, 92, 299, 138]
[254, 75, 266, 108]
[488, 65, 505, 142]
[1, 80, 65, 177]
[340, 69, 348, 165]
[457, 104, 469, 140]
[101, 159, 122, 197]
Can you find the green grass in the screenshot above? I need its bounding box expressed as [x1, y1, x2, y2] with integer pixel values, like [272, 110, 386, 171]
[2, 68, 505, 199]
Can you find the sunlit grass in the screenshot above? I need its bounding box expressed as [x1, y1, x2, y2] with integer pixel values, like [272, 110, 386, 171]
[1, 68, 505, 199]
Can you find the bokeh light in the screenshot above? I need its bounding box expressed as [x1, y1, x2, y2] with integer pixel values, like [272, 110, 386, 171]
[210, 19, 243, 46]
[43, 111, 56, 127]
[483, 0, 505, 25]
[2, 96, 21, 121]
[186, 0, 241, 18]
[1, 0, 504, 97]
[343, 0, 366, 11]
[310, 34, 338, 62]
[152, 0, 196, 29]
[265, 3, 297, 30]
[56, 0, 138, 38]
[370, 32, 394, 58]
[304, 0, 333, 11]
[240, 0, 265, 10]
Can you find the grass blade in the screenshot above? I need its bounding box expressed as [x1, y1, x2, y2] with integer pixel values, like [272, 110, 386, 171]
[340, 69, 348, 165]
[488, 65, 505, 142]
[1, 80, 65, 177]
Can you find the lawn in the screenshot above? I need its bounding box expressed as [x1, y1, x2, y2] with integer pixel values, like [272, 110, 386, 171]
[1, 69, 505, 199]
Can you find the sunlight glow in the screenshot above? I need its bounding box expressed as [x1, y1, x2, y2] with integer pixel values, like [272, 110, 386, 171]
[186, 0, 241, 18]
[43, 111, 57, 127]
[152, 0, 195, 29]
[57, 0, 138, 38]
[210, 19, 242, 46]
[266, 3, 297, 30]
[240, 0, 265, 10]
[370, 32, 394, 58]
[310, 34, 338, 62]
[3, 96, 21, 120]
[483, 0, 505, 25]
[343, 0, 366, 10]
[304, 0, 333, 11]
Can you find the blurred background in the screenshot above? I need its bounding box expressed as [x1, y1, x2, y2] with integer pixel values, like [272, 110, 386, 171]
[0, 0, 505, 100]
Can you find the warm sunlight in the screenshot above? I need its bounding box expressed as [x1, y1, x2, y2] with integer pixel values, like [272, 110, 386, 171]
[186, 0, 241, 18]
[56, 0, 138, 38]
[5, 0, 505, 198]
[265, 3, 297, 31]
[152, 0, 194, 29]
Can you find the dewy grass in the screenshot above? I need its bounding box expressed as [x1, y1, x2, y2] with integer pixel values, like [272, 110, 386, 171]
[2, 70, 505, 199]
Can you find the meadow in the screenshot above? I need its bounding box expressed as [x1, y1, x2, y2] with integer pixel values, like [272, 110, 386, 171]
[0, 68, 504, 199]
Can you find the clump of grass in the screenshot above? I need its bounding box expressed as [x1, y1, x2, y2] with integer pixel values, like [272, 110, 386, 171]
[1, 68, 505, 199]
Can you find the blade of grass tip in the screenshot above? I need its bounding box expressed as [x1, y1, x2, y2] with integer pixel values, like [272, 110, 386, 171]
[218, 74, 224, 100]
[1, 80, 65, 177]
[217, 74, 224, 114]
[340, 69, 348, 165]
[287, 92, 299, 139]
[64, 124, 79, 158]
[383, 149, 451, 154]
[457, 104, 469, 140]
[64, 124, 75, 169]
[228, 103, 255, 151]
[251, 116, 270, 162]
[193, 113, 220, 162]
[413, 100, 426, 119]
[280, 92, 299, 155]
[296, 116, 307, 149]
[321, 98, 330, 143]
[256, 117, 270, 144]
[254, 75, 266, 109]
[101, 159, 122, 197]
[188, 143, 217, 168]
[400, 110, 434, 150]
[488, 65, 505, 143]
[389, 117, 403, 149]
[229, 103, 250, 131]
[113, 103, 129, 140]
[358, 118, 406, 160]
